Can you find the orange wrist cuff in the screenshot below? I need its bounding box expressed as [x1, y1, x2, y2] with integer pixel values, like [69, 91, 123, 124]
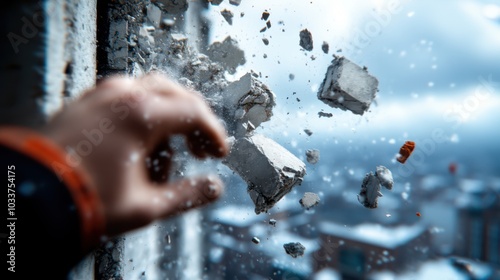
[0, 127, 105, 252]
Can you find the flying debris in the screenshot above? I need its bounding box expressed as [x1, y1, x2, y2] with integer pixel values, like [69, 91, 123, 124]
[397, 141, 416, 164]
[322, 41, 329, 54]
[317, 56, 378, 115]
[300, 192, 320, 209]
[299, 29, 313, 51]
[221, 9, 234, 25]
[305, 149, 320, 164]
[358, 166, 394, 209]
[283, 242, 306, 258]
[318, 112, 333, 118]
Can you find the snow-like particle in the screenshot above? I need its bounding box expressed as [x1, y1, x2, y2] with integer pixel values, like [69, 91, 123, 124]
[305, 149, 320, 164]
[283, 242, 306, 258]
[376, 165, 394, 190]
[300, 192, 320, 209]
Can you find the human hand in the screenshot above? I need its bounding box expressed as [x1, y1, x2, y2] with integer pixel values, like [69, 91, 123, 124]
[43, 74, 228, 242]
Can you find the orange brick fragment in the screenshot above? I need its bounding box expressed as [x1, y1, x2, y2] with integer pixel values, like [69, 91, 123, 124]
[416, 212, 421, 217]
[397, 141, 415, 164]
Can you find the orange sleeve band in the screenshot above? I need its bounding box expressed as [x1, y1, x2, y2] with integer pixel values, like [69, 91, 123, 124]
[0, 127, 105, 252]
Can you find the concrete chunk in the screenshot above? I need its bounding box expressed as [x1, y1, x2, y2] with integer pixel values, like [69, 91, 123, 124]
[283, 242, 306, 258]
[376, 165, 393, 190]
[221, 9, 234, 25]
[223, 134, 306, 214]
[269, 219, 277, 226]
[229, 0, 242, 6]
[222, 73, 276, 136]
[299, 29, 313, 51]
[152, 0, 188, 14]
[251, 237, 260, 244]
[318, 57, 378, 115]
[358, 172, 383, 209]
[300, 192, 320, 209]
[322, 41, 329, 54]
[305, 149, 320, 164]
[206, 36, 246, 74]
[209, 0, 224, 5]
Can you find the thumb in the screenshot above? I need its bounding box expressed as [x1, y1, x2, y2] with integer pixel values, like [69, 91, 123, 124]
[147, 175, 224, 220]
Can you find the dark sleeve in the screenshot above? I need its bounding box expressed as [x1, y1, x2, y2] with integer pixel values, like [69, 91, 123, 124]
[0, 127, 105, 279]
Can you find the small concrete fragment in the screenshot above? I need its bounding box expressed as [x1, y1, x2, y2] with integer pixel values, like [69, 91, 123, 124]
[303, 129, 313, 136]
[299, 29, 313, 51]
[229, 0, 241, 6]
[206, 36, 246, 74]
[251, 237, 260, 244]
[305, 149, 320, 164]
[318, 112, 333, 118]
[300, 192, 320, 209]
[266, 20, 271, 29]
[269, 219, 277, 226]
[221, 9, 234, 25]
[261, 11, 270, 21]
[223, 134, 306, 214]
[358, 172, 383, 209]
[209, 0, 224, 5]
[152, 0, 188, 14]
[262, 38, 269, 45]
[318, 57, 378, 115]
[221, 73, 276, 136]
[283, 242, 306, 258]
[322, 41, 329, 54]
[376, 165, 393, 190]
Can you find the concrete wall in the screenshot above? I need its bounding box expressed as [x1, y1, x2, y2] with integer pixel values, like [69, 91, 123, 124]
[1, 1, 97, 279]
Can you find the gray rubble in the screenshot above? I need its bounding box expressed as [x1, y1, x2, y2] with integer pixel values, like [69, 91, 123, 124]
[376, 165, 394, 190]
[358, 172, 383, 209]
[206, 36, 246, 74]
[299, 29, 313, 51]
[318, 111, 333, 118]
[221, 9, 234, 25]
[229, 0, 242, 5]
[283, 242, 306, 258]
[305, 149, 320, 164]
[358, 165, 394, 209]
[322, 41, 329, 54]
[151, 0, 188, 14]
[269, 219, 277, 226]
[318, 56, 378, 115]
[221, 72, 276, 137]
[209, 0, 224, 5]
[299, 192, 320, 209]
[223, 134, 306, 214]
[303, 129, 313, 136]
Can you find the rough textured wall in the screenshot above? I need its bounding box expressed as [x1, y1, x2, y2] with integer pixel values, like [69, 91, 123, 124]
[0, 0, 96, 127]
[1, 1, 97, 279]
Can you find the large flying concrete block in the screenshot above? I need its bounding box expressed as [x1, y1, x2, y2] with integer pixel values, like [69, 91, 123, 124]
[318, 57, 378, 115]
[222, 73, 276, 136]
[223, 134, 306, 214]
